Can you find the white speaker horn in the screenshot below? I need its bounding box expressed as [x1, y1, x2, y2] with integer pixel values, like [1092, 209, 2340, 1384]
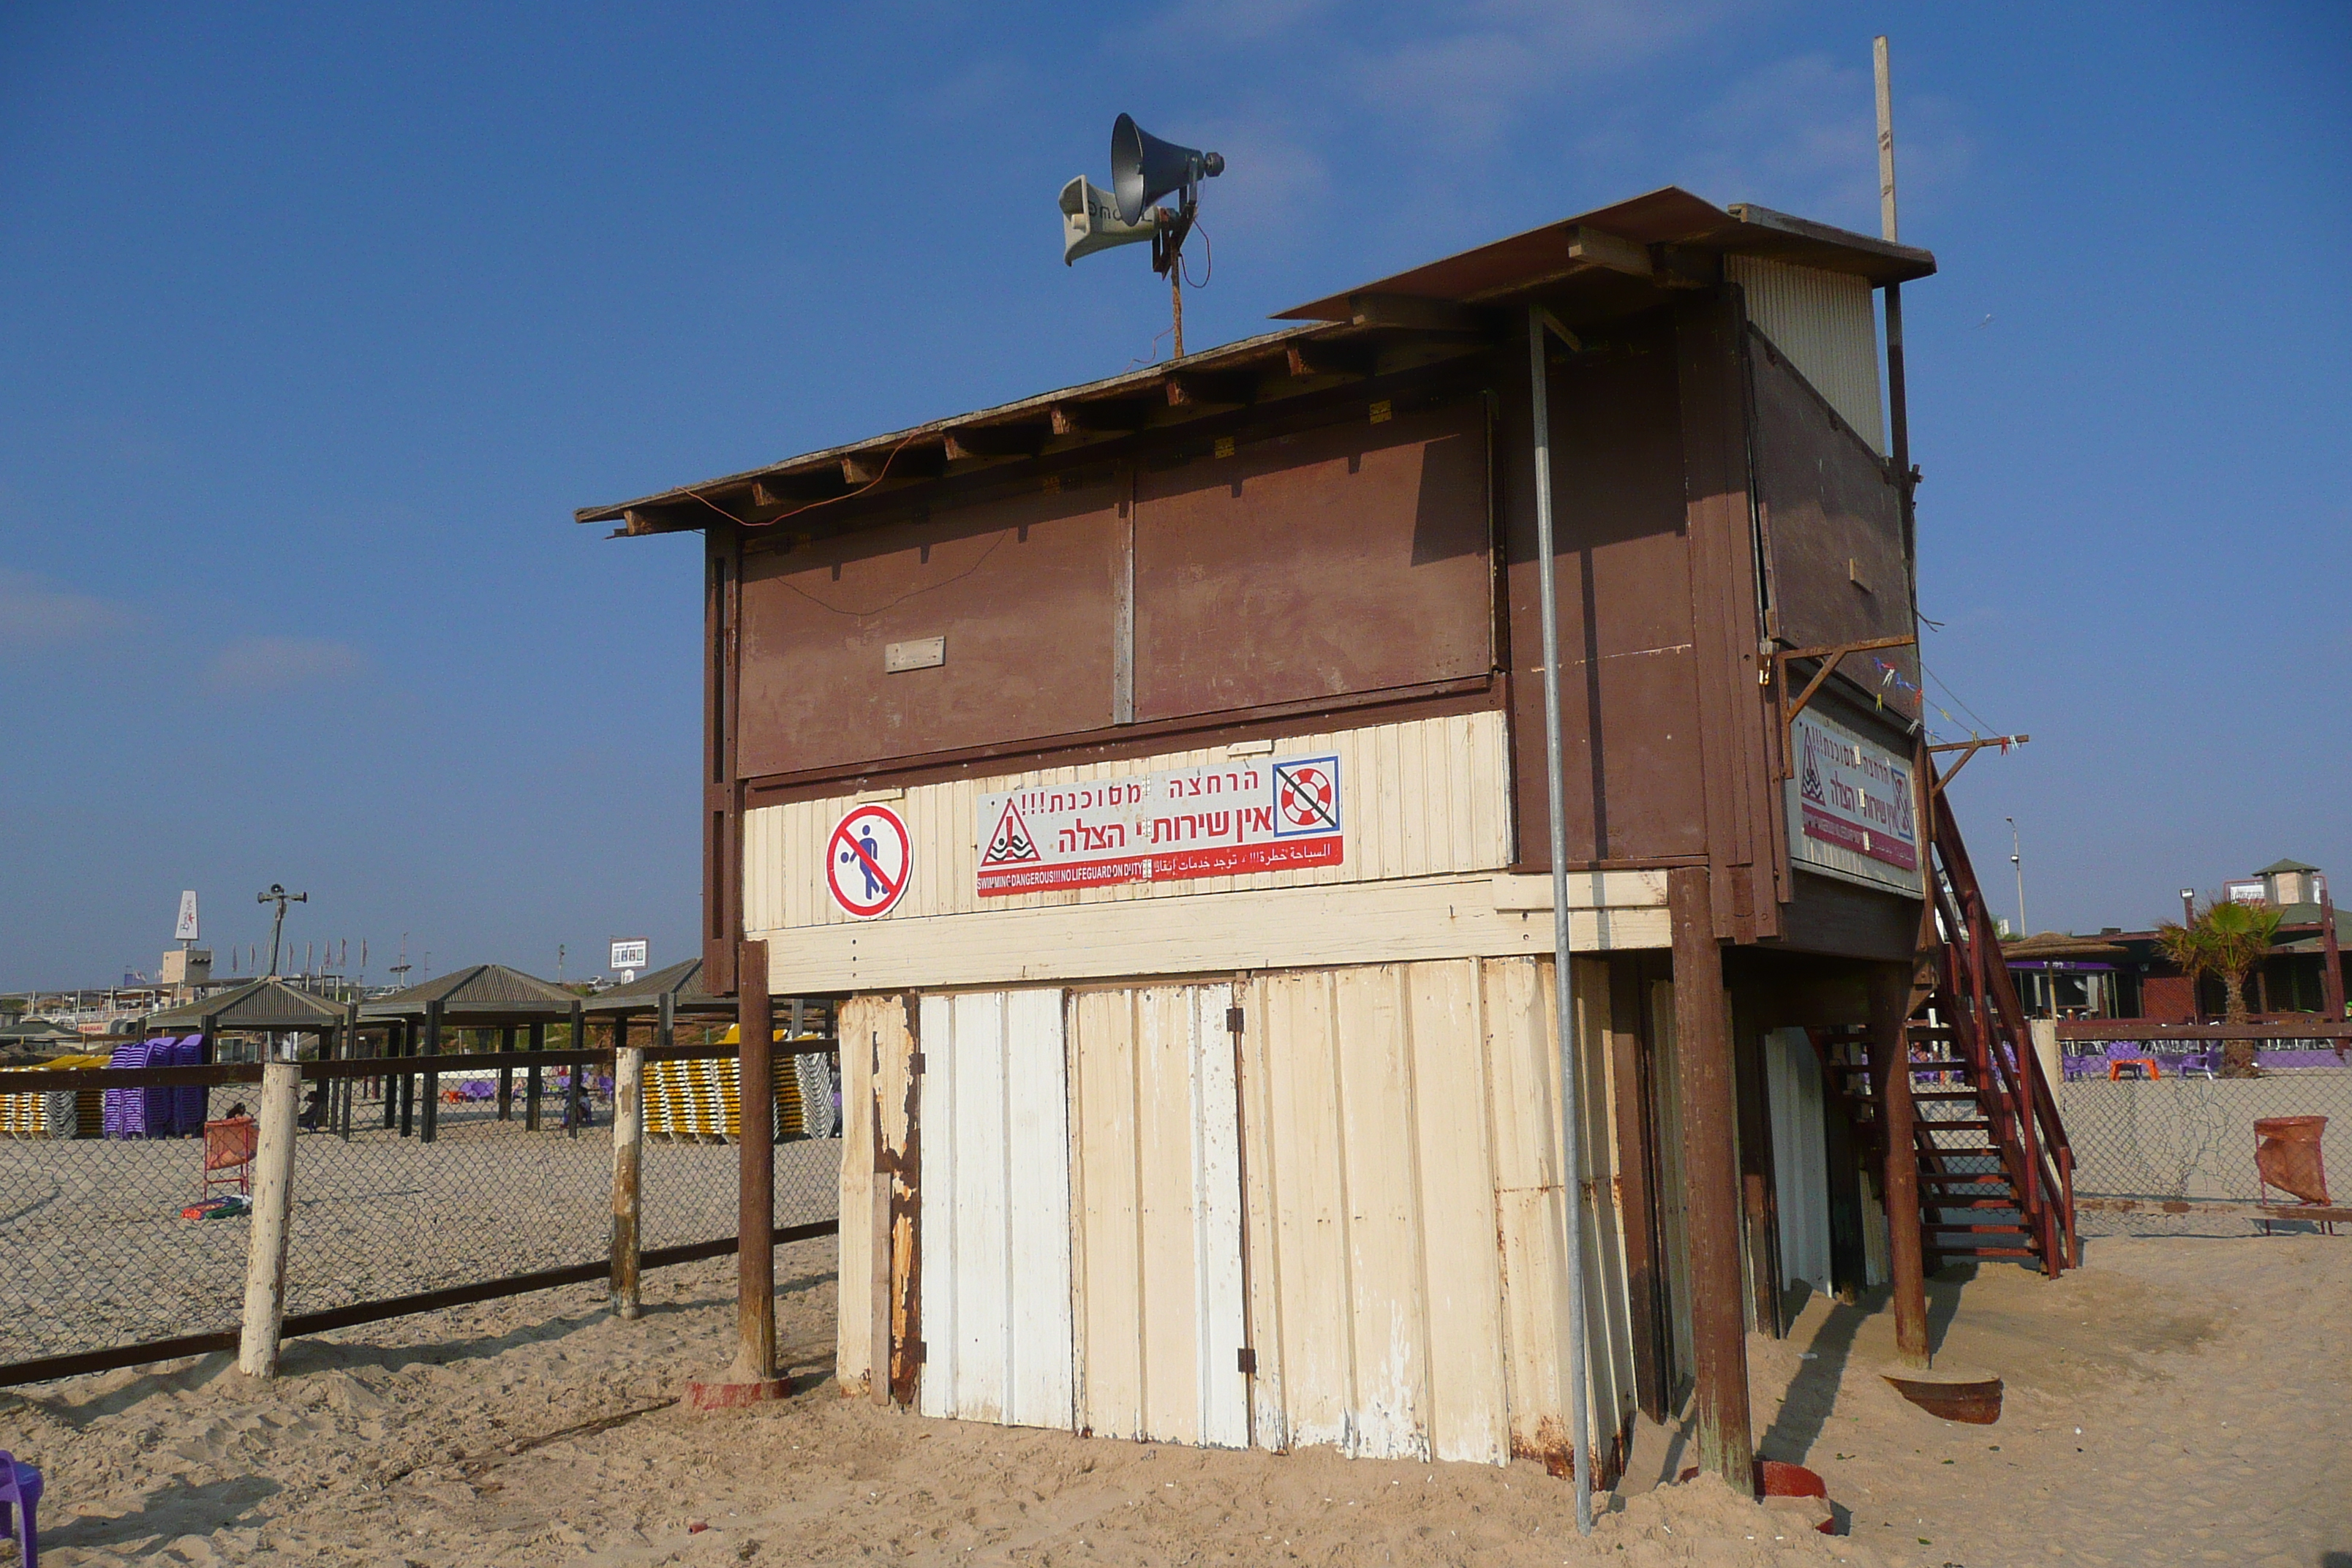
[1060, 176, 1157, 265]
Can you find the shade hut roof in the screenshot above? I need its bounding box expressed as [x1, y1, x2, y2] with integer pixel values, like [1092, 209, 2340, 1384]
[0, 1018, 83, 1044]
[146, 977, 352, 1032]
[580, 958, 731, 1016]
[359, 963, 580, 1023]
[2000, 931, 2130, 962]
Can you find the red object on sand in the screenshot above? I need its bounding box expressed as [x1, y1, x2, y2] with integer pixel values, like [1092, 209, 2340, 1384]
[2255, 1117, 2329, 1206]
[1757, 1460, 1827, 1498]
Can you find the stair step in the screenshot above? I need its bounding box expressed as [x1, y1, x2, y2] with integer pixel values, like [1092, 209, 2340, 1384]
[1928, 1223, 2032, 1235]
[1829, 1059, 1969, 1073]
[1931, 1197, 2024, 1210]
[1920, 1172, 2011, 1185]
[1918, 1120, 1994, 1132]
[1913, 1090, 1984, 1101]
[1928, 1246, 2040, 1260]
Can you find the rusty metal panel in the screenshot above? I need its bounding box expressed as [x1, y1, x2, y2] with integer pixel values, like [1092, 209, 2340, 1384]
[1750, 331, 1918, 708]
[735, 483, 1126, 779]
[1134, 403, 1491, 723]
[739, 709, 1512, 933]
[1727, 256, 1884, 454]
[1501, 317, 1708, 864]
[915, 990, 1074, 1428]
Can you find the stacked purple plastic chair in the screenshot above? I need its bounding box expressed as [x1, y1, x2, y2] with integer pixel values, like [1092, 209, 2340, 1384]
[168, 1036, 207, 1134]
[0, 1447, 40, 1567]
[101, 1038, 154, 1139]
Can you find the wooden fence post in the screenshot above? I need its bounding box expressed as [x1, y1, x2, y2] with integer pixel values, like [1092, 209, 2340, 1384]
[611, 1042, 644, 1319]
[238, 1058, 301, 1378]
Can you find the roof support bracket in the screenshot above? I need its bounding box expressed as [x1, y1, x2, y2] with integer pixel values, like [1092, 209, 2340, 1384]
[1773, 633, 1918, 777]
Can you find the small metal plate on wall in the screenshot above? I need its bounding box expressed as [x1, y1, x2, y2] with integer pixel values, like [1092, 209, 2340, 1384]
[885, 636, 945, 673]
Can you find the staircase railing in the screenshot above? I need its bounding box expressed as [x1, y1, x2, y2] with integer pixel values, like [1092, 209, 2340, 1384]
[1923, 766, 2077, 1273]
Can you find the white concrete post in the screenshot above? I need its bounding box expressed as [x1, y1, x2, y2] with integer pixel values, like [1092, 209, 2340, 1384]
[610, 1044, 644, 1319]
[238, 1059, 302, 1378]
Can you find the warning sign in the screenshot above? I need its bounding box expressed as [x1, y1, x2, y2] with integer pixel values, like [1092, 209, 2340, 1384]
[973, 753, 1343, 897]
[828, 804, 912, 919]
[1273, 759, 1340, 835]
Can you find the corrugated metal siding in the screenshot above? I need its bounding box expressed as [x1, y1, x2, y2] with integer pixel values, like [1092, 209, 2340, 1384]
[916, 990, 1074, 1428]
[1067, 983, 1250, 1448]
[1728, 255, 1885, 455]
[741, 709, 1511, 932]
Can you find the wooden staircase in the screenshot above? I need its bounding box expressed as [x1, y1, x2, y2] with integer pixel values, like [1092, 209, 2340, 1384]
[1814, 767, 2078, 1278]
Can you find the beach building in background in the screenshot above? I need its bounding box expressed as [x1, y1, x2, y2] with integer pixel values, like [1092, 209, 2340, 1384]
[579, 186, 2073, 1490]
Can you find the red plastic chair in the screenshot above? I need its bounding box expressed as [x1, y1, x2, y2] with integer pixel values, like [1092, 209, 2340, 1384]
[203, 1116, 258, 1198]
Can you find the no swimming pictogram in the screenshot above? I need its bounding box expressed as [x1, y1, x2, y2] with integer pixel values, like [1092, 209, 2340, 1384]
[827, 804, 911, 919]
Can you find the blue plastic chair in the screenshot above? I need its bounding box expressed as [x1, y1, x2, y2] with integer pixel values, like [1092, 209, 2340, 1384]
[0, 1448, 40, 1567]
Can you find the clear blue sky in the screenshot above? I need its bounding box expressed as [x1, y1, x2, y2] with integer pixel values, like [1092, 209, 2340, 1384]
[4, 3, 2346, 987]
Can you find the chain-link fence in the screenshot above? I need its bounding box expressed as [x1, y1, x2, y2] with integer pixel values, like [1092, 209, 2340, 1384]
[0, 1044, 840, 1384]
[2057, 1048, 2350, 1237]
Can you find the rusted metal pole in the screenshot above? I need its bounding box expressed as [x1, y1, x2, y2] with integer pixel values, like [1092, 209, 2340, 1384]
[1868, 962, 1931, 1368]
[611, 1036, 644, 1319]
[1170, 267, 1184, 360]
[734, 939, 776, 1382]
[1668, 867, 1755, 1491]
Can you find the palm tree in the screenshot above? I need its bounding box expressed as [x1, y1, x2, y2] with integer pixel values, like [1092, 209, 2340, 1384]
[2157, 900, 2283, 1076]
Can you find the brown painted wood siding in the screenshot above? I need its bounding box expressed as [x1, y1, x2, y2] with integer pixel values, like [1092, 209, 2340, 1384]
[1749, 328, 1920, 716]
[1502, 311, 1708, 868]
[735, 483, 1128, 778]
[1134, 403, 1493, 721]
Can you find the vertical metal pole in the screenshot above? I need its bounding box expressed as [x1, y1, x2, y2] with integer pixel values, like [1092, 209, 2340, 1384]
[1170, 267, 1185, 360]
[498, 1022, 516, 1120]
[421, 999, 442, 1142]
[526, 1019, 545, 1131]
[568, 1000, 586, 1137]
[734, 940, 777, 1382]
[1526, 306, 1593, 1531]
[238, 1058, 301, 1378]
[398, 1019, 415, 1137]
[339, 1002, 358, 1141]
[2321, 888, 2344, 1021]
[1875, 37, 1921, 617]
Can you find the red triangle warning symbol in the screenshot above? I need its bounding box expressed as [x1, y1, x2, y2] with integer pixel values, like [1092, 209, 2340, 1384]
[981, 799, 1041, 865]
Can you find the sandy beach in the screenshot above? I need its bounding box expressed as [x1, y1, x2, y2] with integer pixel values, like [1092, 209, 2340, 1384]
[2, 1229, 2345, 1566]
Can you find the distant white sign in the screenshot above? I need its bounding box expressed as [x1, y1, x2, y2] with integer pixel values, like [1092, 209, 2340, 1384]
[610, 938, 649, 973]
[1786, 712, 1923, 897]
[174, 890, 200, 942]
[2224, 881, 2266, 906]
[975, 752, 1344, 897]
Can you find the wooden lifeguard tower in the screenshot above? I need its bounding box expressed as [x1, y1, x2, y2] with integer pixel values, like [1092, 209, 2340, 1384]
[578, 186, 2072, 1492]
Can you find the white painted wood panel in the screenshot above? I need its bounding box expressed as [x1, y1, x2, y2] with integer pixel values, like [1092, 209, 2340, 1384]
[1766, 1027, 1833, 1294]
[1728, 254, 1885, 454]
[916, 990, 1073, 1429]
[1237, 957, 1634, 1470]
[749, 871, 1670, 995]
[1066, 982, 1248, 1448]
[742, 709, 1513, 933]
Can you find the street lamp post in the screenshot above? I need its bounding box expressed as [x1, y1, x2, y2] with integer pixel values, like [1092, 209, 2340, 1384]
[2006, 817, 2027, 939]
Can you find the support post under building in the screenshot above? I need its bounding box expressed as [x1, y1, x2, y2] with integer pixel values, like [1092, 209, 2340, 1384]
[1669, 867, 1754, 1490]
